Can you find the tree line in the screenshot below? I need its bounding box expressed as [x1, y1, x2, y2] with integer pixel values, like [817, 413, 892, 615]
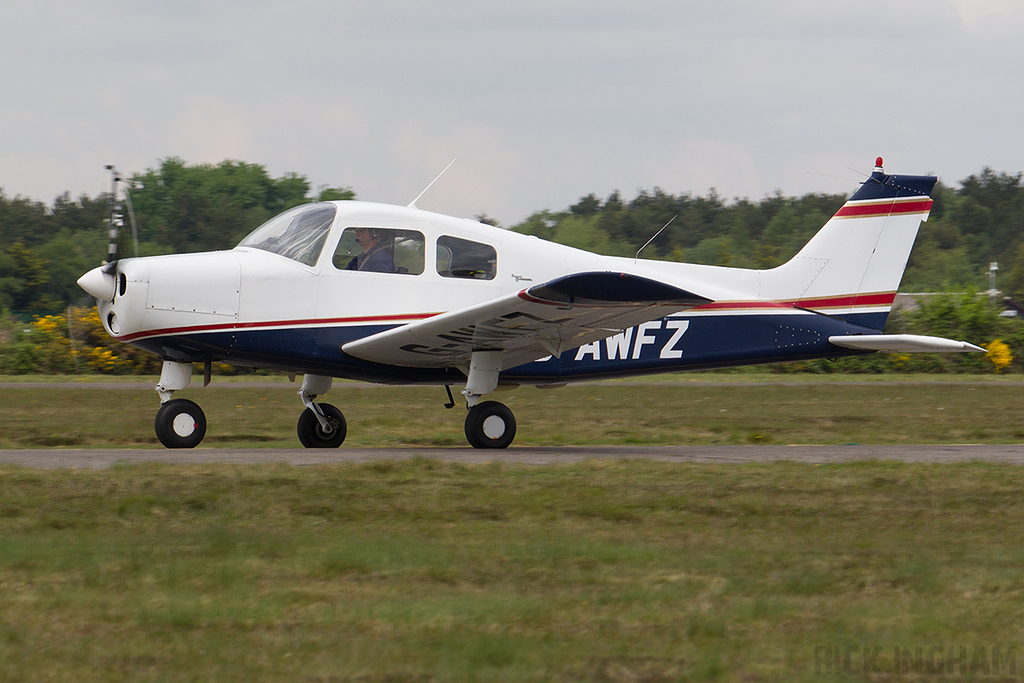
[511, 168, 1024, 298]
[0, 158, 352, 312]
[2, 158, 1024, 315]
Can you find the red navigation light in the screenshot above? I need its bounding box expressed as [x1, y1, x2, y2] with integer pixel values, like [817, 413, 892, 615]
[875, 156, 884, 168]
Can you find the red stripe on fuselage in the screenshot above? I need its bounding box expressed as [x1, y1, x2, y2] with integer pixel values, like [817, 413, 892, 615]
[690, 292, 895, 313]
[117, 312, 439, 343]
[689, 300, 794, 312]
[792, 292, 896, 309]
[120, 291, 896, 343]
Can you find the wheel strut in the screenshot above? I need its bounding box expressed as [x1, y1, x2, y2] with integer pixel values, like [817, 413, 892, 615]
[458, 351, 516, 448]
[296, 374, 346, 448]
[154, 360, 207, 448]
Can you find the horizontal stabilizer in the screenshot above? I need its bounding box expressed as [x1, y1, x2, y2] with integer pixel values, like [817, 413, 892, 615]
[828, 334, 985, 353]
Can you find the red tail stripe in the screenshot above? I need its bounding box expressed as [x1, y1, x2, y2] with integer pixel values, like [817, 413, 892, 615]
[834, 199, 933, 218]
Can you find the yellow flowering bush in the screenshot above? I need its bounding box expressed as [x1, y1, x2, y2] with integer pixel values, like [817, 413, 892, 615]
[984, 339, 1014, 373]
[1, 306, 257, 375]
[24, 307, 161, 375]
[28, 314, 76, 373]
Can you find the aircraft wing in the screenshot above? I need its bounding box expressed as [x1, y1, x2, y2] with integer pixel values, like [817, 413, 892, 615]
[342, 271, 712, 369]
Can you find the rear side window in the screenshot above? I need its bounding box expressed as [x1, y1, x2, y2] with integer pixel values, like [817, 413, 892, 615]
[436, 236, 496, 280]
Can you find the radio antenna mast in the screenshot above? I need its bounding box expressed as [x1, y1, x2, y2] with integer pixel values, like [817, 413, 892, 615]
[408, 159, 456, 209]
[635, 215, 677, 263]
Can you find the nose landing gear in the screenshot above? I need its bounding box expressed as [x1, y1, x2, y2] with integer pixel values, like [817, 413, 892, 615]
[155, 398, 207, 449]
[154, 360, 207, 449]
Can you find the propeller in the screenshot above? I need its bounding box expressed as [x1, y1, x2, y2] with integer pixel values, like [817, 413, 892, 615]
[77, 165, 125, 301]
[103, 164, 124, 269]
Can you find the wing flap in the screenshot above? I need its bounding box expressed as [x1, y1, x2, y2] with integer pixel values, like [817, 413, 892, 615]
[343, 271, 712, 369]
[828, 334, 985, 353]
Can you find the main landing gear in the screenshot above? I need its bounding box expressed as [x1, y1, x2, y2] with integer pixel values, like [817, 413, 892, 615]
[464, 400, 516, 449]
[293, 372, 516, 448]
[459, 350, 516, 449]
[151, 358, 517, 450]
[296, 374, 347, 448]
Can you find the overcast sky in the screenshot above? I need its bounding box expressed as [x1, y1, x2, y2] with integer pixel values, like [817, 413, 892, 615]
[2, 0, 1023, 226]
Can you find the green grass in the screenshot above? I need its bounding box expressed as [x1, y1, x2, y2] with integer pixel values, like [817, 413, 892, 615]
[2, 377, 1024, 448]
[2, 460, 1024, 681]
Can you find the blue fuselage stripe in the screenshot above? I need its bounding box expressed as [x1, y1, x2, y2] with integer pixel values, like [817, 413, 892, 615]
[129, 311, 883, 383]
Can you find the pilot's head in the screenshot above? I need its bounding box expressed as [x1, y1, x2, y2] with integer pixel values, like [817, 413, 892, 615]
[352, 227, 379, 251]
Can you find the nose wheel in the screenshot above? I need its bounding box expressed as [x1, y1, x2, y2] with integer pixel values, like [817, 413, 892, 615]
[154, 398, 207, 449]
[465, 400, 516, 449]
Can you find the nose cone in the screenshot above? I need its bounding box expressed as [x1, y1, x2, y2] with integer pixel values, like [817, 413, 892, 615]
[78, 266, 116, 300]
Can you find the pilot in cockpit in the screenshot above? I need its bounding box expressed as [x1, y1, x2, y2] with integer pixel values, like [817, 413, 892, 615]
[345, 228, 395, 272]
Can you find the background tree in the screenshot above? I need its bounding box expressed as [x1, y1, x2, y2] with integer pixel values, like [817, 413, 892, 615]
[0, 159, 352, 314]
[4, 159, 1024, 316]
[126, 158, 331, 253]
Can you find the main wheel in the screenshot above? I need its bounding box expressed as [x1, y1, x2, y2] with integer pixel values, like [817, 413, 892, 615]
[464, 401, 516, 449]
[297, 403, 347, 448]
[155, 399, 207, 449]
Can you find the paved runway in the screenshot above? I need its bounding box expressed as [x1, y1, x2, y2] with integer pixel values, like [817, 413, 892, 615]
[3, 444, 1024, 469]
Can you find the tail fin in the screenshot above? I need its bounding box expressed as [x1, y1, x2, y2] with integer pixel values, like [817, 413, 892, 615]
[762, 158, 937, 331]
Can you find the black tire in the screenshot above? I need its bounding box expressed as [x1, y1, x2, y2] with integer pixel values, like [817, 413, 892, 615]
[464, 401, 516, 449]
[154, 399, 207, 449]
[297, 403, 347, 448]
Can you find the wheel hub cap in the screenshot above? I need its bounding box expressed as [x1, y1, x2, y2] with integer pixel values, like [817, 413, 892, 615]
[172, 414, 197, 437]
[482, 415, 506, 439]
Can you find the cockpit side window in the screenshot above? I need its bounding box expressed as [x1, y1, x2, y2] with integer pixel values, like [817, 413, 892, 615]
[236, 204, 337, 266]
[436, 236, 496, 280]
[332, 228, 424, 274]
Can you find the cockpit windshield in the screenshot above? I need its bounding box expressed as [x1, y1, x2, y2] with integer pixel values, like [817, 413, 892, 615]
[236, 204, 337, 266]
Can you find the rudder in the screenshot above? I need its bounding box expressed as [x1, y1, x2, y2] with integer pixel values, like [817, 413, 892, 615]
[762, 158, 937, 330]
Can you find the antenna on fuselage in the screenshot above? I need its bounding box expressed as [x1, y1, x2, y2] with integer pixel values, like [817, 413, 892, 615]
[635, 215, 677, 263]
[407, 158, 456, 209]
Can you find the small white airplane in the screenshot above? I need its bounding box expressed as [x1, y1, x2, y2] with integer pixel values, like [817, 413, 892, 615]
[78, 158, 983, 449]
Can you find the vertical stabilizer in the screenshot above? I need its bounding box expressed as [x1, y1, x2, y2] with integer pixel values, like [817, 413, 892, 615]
[763, 158, 936, 330]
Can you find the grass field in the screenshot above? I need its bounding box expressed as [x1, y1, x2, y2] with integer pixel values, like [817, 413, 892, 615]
[2, 459, 1024, 681]
[2, 375, 1023, 448]
[2, 376, 1023, 681]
